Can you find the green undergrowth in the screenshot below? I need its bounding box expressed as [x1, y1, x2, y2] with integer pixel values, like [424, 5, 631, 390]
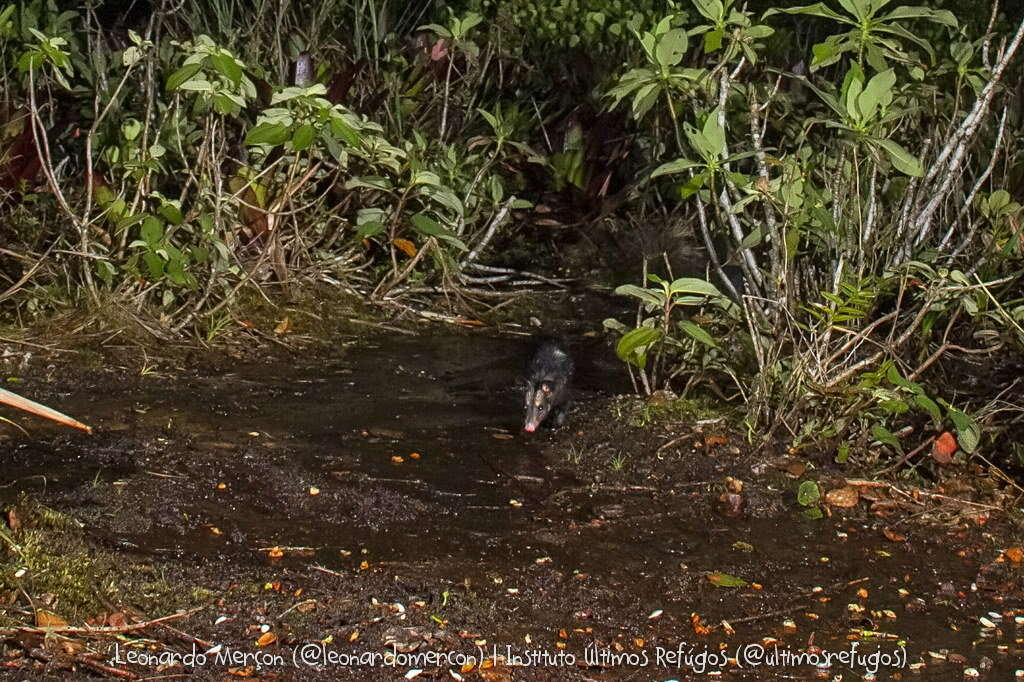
[0, 495, 209, 626]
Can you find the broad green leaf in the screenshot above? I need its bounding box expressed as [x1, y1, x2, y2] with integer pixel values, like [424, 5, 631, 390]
[140, 216, 164, 247]
[876, 139, 923, 177]
[882, 6, 957, 27]
[797, 480, 820, 506]
[245, 122, 290, 146]
[914, 394, 942, 425]
[209, 52, 242, 85]
[143, 251, 164, 280]
[165, 62, 202, 91]
[655, 29, 688, 68]
[702, 108, 726, 159]
[651, 158, 701, 179]
[678, 320, 718, 348]
[858, 68, 895, 122]
[946, 405, 980, 454]
[330, 116, 360, 147]
[616, 327, 662, 369]
[613, 284, 665, 309]
[668, 277, 722, 297]
[763, 4, 854, 24]
[290, 123, 315, 152]
[871, 424, 901, 449]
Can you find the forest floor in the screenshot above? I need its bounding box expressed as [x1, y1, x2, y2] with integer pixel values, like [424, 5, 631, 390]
[0, 291, 1022, 681]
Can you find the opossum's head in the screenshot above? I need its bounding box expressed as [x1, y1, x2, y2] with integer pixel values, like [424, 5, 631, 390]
[523, 381, 555, 433]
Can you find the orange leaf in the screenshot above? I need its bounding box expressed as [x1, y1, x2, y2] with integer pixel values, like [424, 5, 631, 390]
[256, 632, 277, 647]
[35, 610, 67, 628]
[882, 528, 907, 542]
[931, 432, 958, 464]
[392, 238, 417, 258]
[274, 317, 291, 335]
[1003, 547, 1024, 563]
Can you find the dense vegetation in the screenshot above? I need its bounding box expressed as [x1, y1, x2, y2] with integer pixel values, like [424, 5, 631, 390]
[1, 0, 1022, 470]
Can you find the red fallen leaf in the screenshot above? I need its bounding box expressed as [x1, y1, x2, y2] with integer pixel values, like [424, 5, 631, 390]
[931, 432, 958, 464]
[1003, 547, 1024, 563]
[690, 612, 711, 635]
[824, 486, 860, 508]
[705, 435, 728, 448]
[882, 527, 907, 542]
[106, 612, 128, 627]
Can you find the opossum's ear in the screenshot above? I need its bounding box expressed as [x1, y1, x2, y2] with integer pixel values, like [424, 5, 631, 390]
[540, 382, 553, 393]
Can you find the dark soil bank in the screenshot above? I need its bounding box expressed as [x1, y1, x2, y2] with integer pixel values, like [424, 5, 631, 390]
[1, 332, 1022, 681]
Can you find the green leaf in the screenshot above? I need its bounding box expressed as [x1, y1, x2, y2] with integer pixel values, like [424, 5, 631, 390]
[763, 3, 854, 24]
[668, 277, 722, 297]
[330, 116, 361, 147]
[796, 480, 820, 506]
[857, 68, 895, 122]
[209, 52, 242, 85]
[165, 62, 203, 92]
[871, 425, 901, 449]
[655, 28, 688, 68]
[701, 109, 726, 159]
[290, 123, 316, 152]
[707, 571, 748, 588]
[651, 158, 701, 179]
[245, 122, 290, 146]
[875, 138, 923, 177]
[914, 394, 942, 425]
[703, 28, 724, 53]
[140, 216, 164, 247]
[158, 202, 183, 225]
[678, 320, 718, 348]
[616, 327, 662, 369]
[355, 220, 385, 238]
[143, 251, 164, 280]
[946, 405, 980, 454]
[882, 6, 958, 27]
[613, 284, 665, 309]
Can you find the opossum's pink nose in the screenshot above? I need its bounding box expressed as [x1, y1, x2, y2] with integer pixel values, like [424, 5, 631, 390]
[524, 424, 536, 433]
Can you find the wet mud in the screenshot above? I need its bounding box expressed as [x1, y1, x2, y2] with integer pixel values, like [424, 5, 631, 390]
[1, 331, 1022, 680]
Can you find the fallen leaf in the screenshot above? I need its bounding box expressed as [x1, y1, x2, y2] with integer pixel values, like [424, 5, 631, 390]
[931, 432, 957, 464]
[391, 456, 404, 464]
[825, 486, 860, 508]
[707, 571, 748, 588]
[256, 632, 277, 646]
[35, 610, 67, 627]
[274, 317, 291, 335]
[883, 528, 907, 543]
[690, 612, 711, 635]
[1003, 547, 1023, 563]
[705, 435, 728, 448]
[6, 509, 20, 530]
[492, 433, 514, 440]
[393, 238, 417, 258]
[785, 460, 808, 477]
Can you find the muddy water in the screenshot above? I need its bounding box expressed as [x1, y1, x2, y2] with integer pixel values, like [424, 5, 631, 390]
[2, 333, 1022, 681]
